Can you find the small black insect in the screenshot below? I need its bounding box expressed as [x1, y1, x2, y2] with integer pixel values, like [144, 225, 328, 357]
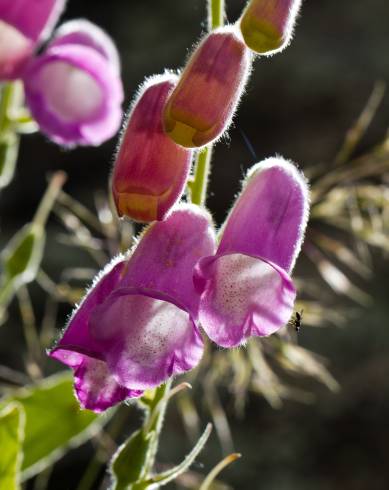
[289, 309, 303, 332]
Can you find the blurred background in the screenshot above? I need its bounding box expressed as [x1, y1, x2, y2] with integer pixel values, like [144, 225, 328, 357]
[1, 0, 389, 489]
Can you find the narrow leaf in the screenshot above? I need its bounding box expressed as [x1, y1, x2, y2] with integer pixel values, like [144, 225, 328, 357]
[199, 453, 241, 490]
[149, 423, 213, 487]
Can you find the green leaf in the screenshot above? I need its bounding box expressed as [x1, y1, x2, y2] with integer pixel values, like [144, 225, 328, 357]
[0, 373, 107, 480]
[0, 131, 19, 190]
[110, 429, 155, 490]
[0, 403, 25, 490]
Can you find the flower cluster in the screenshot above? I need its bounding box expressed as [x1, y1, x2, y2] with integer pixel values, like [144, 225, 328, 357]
[49, 0, 308, 412]
[0, 0, 123, 146]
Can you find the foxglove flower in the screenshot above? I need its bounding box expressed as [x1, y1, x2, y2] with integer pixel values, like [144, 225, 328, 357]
[0, 0, 66, 79]
[112, 74, 192, 222]
[194, 157, 309, 348]
[50, 205, 216, 412]
[240, 0, 302, 55]
[163, 26, 251, 148]
[23, 20, 123, 146]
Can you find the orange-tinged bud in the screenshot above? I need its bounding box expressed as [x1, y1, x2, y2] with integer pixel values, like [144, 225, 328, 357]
[240, 0, 302, 55]
[163, 26, 251, 148]
[112, 74, 192, 223]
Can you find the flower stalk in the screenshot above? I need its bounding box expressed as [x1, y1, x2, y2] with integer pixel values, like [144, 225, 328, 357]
[190, 0, 225, 206]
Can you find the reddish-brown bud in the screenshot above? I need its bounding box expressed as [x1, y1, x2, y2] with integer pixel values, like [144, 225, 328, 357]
[240, 0, 302, 55]
[112, 74, 192, 223]
[163, 26, 251, 148]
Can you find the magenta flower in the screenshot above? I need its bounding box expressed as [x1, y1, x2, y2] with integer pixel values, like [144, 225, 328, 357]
[240, 0, 302, 55]
[23, 20, 123, 147]
[194, 157, 309, 348]
[0, 0, 66, 79]
[50, 205, 216, 412]
[112, 73, 192, 222]
[163, 26, 251, 148]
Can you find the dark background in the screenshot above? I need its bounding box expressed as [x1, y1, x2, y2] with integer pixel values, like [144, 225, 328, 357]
[1, 1, 389, 489]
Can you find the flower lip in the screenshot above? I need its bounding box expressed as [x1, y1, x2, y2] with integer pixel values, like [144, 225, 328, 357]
[87, 286, 203, 391]
[194, 251, 296, 347]
[50, 285, 200, 362]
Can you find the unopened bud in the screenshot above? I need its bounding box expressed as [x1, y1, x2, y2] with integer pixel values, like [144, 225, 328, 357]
[240, 0, 302, 55]
[164, 26, 251, 148]
[112, 74, 192, 222]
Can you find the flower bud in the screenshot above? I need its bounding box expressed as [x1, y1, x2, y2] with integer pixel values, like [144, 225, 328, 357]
[163, 26, 251, 148]
[0, 0, 66, 79]
[23, 22, 123, 147]
[240, 0, 302, 55]
[112, 74, 192, 222]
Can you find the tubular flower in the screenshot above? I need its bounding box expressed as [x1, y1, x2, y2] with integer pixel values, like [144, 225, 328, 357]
[49, 205, 216, 412]
[23, 20, 123, 147]
[240, 0, 302, 55]
[112, 74, 192, 223]
[163, 26, 251, 148]
[194, 157, 309, 348]
[0, 0, 66, 79]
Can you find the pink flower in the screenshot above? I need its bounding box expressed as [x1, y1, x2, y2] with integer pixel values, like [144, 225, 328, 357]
[112, 74, 192, 222]
[194, 157, 309, 347]
[163, 26, 251, 148]
[49, 205, 216, 412]
[0, 0, 66, 79]
[240, 0, 302, 55]
[23, 20, 123, 146]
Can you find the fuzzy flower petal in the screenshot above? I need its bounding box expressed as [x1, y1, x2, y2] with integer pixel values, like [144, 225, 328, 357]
[50, 205, 216, 409]
[164, 26, 251, 148]
[23, 42, 123, 146]
[218, 157, 309, 273]
[50, 257, 126, 362]
[120, 204, 216, 315]
[195, 253, 295, 347]
[88, 205, 216, 390]
[112, 74, 192, 222]
[195, 157, 309, 347]
[72, 354, 141, 413]
[50, 19, 120, 72]
[89, 289, 203, 390]
[49, 257, 142, 411]
[0, 0, 66, 79]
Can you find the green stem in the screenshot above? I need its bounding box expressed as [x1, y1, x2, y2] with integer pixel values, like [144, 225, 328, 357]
[190, 0, 225, 206]
[141, 379, 172, 476]
[208, 0, 225, 30]
[190, 146, 213, 206]
[0, 83, 14, 132]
